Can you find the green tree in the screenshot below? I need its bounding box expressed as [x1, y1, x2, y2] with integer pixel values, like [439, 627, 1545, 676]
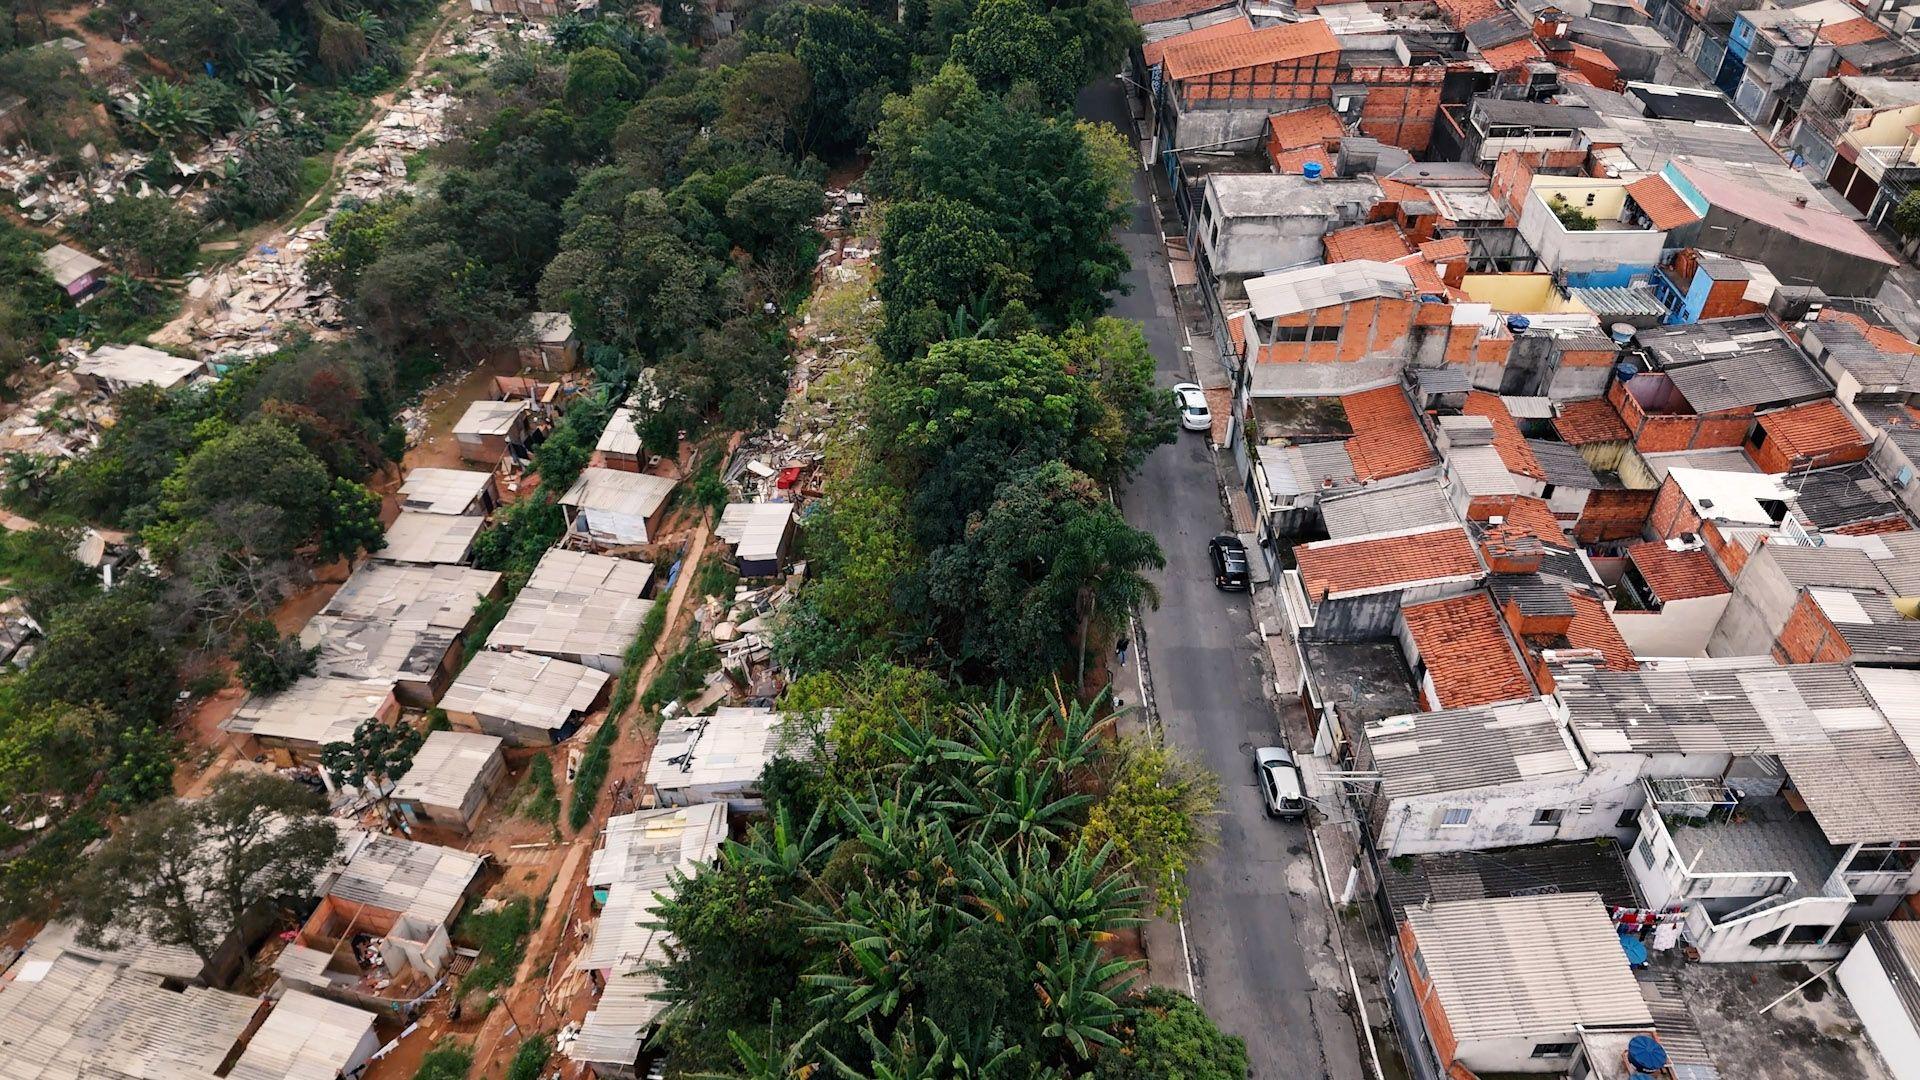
[1894, 191, 1920, 241]
[134, 0, 277, 72]
[70, 771, 342, 980]
[319, 478, 386, 564]
[877, 197, 1026, 347]
[761, 4, 909, 152]
[19, 589, 177, 725]
[950, 0, 1075, 107]
[76, 195, 203, 278]
[308, 196, 411, 296]
[1084, 737, 1218, 912]
[918, 461, 1162, 684]
[161, 420, 332, 559]
[726, 174, 824, 267]
[231, 618, 317, 694]
[320, 717, 425, 797]
[1055, 317, 1177, 480]
[1097, 988, 1249, 1080]
[780, 660, 950, 779]
[720, 52, 811, 150]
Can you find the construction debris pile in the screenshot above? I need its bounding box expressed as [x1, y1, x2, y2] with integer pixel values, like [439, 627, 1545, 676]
[0, 375, 108, 459]
[0, 138, 231, 229]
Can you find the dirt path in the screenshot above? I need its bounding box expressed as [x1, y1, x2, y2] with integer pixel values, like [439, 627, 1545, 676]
[462, 521, 717, 1077]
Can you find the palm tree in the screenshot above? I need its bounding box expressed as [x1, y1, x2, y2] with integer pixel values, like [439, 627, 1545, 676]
[1034, 935, 1139, 1061]
[116, 79, 213, 153]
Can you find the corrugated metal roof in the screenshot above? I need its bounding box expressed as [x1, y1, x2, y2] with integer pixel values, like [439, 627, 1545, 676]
[225, 991, 376, 1080]
[391, 731, 504, 809]
[222, 676, 394, 747]
[1405, 894, 1653, 1043]
[1256, 442, 1357, 498]
[398, 468, 493, 515]
[1448, 443, 1520, 496]
[21, 922, 204, 984]
[322, 562, 501, 631]
[1567, 284, 1669, 318]
[73, 344, 202, 390]
[1527, 439, 1601, 488]
[570, 804, 727, 1069]
[300, 614, 453, 686]
[0, 953, 259, 1080]
[452, 400, 525, 437]
[1364, 697, 1580, 798]
[376, 512, 481, 566]
[1320, 480, 1457, 539]
[594, 406, 645, 457]
[715, 502, 796, 563]
[646, 707, 808, 794]
[441, 652, 608, 732]
[39, 244, 103, 288]
[525, 548, 653, 597]
[527, 311, 574, 344]
[324, 832, 483, 927]
[560, 468, 677, 520]
[485, 585, 651, 666]
[1246, 260, 1414, 320]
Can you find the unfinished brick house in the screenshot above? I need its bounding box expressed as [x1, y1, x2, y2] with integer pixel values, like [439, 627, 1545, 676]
[1155, 19, 1342, 149]
[1611, 317, 1834, 455]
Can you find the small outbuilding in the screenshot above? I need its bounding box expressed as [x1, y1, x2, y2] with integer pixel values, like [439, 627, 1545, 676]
[226, 990, 380, 1080]
[592, 400, 648, 472]
[399, 468, 499, 516]
[376, 511, 483, 565]
[715, 502, 796, 577]
[645, 706, 804, 812]
[452, 399, 531, 463]
[484, 581, 652, 674]
[1838, 922, 1920, 1080]
[560, 467, 678, 550]
[390, 730, 508, 833]
[440, 651, 610, 746]
[73, 343, 203, 394]
[40, 243, 105, 301]
[221, 676, 400, 766]
[521, 312, 580, 372]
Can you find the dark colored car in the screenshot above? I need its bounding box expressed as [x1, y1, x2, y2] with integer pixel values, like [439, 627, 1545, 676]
[1209, 534, 1250, 591]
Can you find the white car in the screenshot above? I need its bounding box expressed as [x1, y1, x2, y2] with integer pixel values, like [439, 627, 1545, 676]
[1173, 382, 1211, 432]
[1254, 746, 1307, 820]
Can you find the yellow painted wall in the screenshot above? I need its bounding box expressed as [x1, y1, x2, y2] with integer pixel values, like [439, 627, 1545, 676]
[1532, 177, 1630, 219]
[1460, 273, 1596, 314]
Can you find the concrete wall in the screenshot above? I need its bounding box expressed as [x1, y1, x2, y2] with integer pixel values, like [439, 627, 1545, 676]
[1684, 894, 1854, 963]
[1695, 205, 1896, 296]
[1306, 578, 1480, 641]
[1202, 213, 1338, 291]
[1706, 545, 1797, 659]
[1375, 765, 1643, 856]
[1612, 593, 1730, 658]
[1517, 190, 1666, 285]
[1839, 939, 1920, 1080]
[1458, 1033, 1583, 1076]
[1869, 433, 1920, 520]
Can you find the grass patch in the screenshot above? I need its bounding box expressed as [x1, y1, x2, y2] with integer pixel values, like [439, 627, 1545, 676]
[453, 896, 532, 991]
[694, 556, 737, 602]
[606, 595, 670, 720]
[566, 714, 619, 832]
[462, 594, 512, 666]
[505, 1036, 553, 1080]
[515, 754, 559, 824]
[641, 639, 719, 712]
[413, 1041, 473, 1080]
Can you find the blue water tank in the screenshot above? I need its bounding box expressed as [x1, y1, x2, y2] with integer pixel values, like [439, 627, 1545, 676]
[1302, 161, 1324, 180]
[1506, 315, 1531, 334]
[1614, 360, 1639, 383]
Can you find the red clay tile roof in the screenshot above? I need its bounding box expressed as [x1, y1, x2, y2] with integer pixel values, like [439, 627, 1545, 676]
[1756, 399, 1866, 461]
[1418, 236, 1470, 262]
[1832, 517, 1914, 537]
[1342, 385, 1439, 480]
[1464, 391, 1545, 481]
[1819, 309, 1920, 356]
[1131, 0, 1236, 23]
[1625, 175, 1702, 230]
[1296, 525, 1482, 600]
[1142, 15, 1254, 66]
[1552, 397, 1630, 446]
[1494, 496, 1571, 547]
[1401, 592, 1537, 708]
[1625, 541, 1728, 601]
[1435, 0, 1506, 28]
[1161, 19, 1340, 79]
[1273, 145, 1334, 175]
[1567, 41, 1620, 71]
[1394, 253, 1449, 295]
[1565, 592, 1637, 670]
[1481, 38, 1547, 71]
[1818, 17, 1889, 45]
[1377, 178, 1435, 205]
[1267, 105, 1344, 149]
[1325, 221, 1415, 263]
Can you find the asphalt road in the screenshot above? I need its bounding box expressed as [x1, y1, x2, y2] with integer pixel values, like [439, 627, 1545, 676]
[1078, 79, 1331, 1080]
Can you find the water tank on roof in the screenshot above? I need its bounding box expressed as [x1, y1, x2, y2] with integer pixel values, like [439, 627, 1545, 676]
[1302, 161, 1323, 181]
[1506, 315, 1531, 334]
[1614, 360, 1639, 383]
[1610, 322, 1637, 344]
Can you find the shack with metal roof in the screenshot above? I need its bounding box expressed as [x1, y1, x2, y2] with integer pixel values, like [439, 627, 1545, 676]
[220, 675, 401, 766]
[398, 467, 499, 516]
[390, 730, 507, 833]
[440, 650, 610, 745]
[452, 399, 531, 463]
[715, 502, 795, 577]
[40, 243, 105, 300]
[302, 562, 503, 706]
[0, 952, 260, 1079]
[73, 343, 203, 395]
[226, 990, 379, 1080]
[375, 511, 484, 566]
[645, 706, 806, 812]
[520, 311, 580, 372]
[274, 831, 485, 1004]
[560, 467, 678, 550]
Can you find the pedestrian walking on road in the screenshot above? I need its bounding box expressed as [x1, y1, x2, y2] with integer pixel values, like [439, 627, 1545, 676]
[1115, 636, 1130, 667]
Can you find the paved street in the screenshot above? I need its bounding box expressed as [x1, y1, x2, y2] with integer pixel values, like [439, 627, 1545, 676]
[1078, 79, 1357, 1080]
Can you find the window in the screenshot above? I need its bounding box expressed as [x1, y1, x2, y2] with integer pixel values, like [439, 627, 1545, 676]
[1439, 807, 1472, 827]
[1750, 424, 1769, 449]
[1412, 947, 1430, 981]
[1786, 924, 1830, 945]
[1617, 808, 1641, 830]
[1532, 1043, 1578, 1059]
[1541, 483, 1557, 500]
[1532, 808, 1565, 826]
[1270, 324, 1341, 343]
[1635, 832, 1655, 866]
